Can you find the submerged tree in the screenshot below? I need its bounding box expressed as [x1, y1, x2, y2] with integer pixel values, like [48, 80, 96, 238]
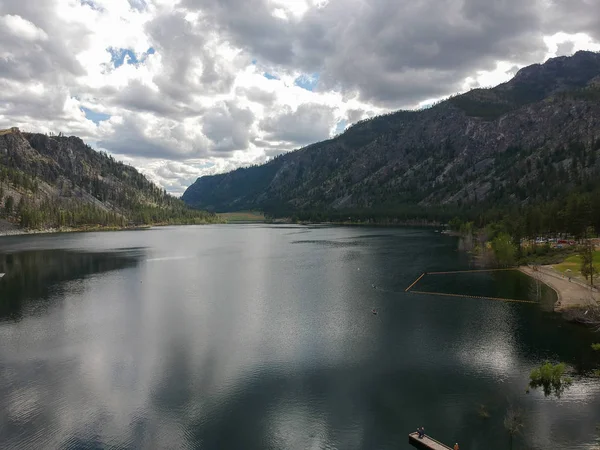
[593, 344, 600, 378]
[477, 404, 491, 419]
[504, 406, 524, 450]
[529, 362, 573, 397]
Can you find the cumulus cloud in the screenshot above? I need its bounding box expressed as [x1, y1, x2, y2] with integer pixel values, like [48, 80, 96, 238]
[236, 86, 277, 106]
[184, 0, 552, 104]
[261, 103, 336, 146]
[98, 114, 213, 160]
[0, 14, 48, 41]
[151, 161, 210, 194]
[556, 41, 576, 57]
[0, 0, 599, 194]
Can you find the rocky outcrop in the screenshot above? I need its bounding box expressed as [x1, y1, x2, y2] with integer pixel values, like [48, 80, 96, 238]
[0, 128, 215, 229]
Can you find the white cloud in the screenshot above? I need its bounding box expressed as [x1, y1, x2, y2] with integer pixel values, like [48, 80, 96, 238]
[0, 0, 599, 196]
[261, 103, 337, 145]
[0, 14, 48, 41]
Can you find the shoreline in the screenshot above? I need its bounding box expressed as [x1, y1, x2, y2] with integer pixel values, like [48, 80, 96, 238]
[0, 219, 227, 238]
[519, 265, 599, 312]
[0, 225, 155, 238]
[0, 223, 211, 238]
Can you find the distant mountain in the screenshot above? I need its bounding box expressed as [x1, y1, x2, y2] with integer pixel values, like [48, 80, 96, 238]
[0, 128, 217, 230]
[182, 51, 600, 224]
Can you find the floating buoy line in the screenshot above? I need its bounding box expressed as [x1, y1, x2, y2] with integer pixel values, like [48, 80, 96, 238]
[403, 269, 539, 305]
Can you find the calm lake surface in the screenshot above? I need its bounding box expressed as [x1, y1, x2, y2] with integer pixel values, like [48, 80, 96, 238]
[1, 225, 599, 450]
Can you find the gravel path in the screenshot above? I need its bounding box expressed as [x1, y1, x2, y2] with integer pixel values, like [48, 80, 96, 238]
[520, 265, 599, 311]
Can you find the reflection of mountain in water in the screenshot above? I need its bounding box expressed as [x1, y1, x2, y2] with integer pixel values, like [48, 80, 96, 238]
[0, 249, 143, 321]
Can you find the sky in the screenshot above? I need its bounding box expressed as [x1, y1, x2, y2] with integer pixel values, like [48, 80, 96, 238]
[1, 0, 599, 195]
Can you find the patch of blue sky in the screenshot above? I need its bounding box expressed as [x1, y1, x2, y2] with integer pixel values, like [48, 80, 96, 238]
[107, 47, 155, 68]
[80, 0, 103, 11]
[334, 119, 347, 135]
[108, 48, 137, 67]
[128, 0, 148, 11]
[188, 162, 216, 170]
[294, 72, 320, 91]
[263, 72, 279, 80]
[82, 107, 110, 124]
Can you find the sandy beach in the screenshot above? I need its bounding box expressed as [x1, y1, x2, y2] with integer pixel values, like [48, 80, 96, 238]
[519, 265, 599, 311]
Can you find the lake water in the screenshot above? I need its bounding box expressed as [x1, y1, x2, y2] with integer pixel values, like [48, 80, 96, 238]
[0, 225, 599, 450]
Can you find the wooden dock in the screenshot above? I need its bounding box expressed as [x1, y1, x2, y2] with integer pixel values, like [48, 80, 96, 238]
[408, 432, 452, 450]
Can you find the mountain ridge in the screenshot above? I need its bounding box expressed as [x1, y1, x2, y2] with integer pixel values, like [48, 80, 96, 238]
[0, 128, 218, 230]
[182, 51, 600, 225]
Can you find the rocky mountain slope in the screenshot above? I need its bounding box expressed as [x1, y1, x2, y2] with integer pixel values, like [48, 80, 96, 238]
[0, 128, 217, 229]
[182, 51, 600, 221]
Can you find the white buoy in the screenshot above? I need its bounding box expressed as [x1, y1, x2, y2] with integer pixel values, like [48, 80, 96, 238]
[0, 273, 4, 278]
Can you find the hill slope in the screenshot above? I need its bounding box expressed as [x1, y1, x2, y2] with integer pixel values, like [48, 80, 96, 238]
[0, 128, 218, 230]
[182, 51, 600, 227]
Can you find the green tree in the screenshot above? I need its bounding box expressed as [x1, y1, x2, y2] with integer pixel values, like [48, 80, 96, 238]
[448, 216, 463, 231]
[491, 232, 517, 267]
[459, 221, 474, 235]
[4, 195, 14, 216]
[580, 235, 598, 287]
[529, 362, 572, 397]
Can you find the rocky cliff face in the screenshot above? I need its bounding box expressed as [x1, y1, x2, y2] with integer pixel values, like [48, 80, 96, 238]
[0, 128, 162, 211]
[182, 51, 600, 216]
[0, 129, 215, 228]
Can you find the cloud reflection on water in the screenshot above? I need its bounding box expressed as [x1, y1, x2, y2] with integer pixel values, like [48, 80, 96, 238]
[0, 226, 600, 449]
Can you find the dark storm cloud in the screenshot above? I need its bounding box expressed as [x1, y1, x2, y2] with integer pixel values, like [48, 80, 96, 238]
[260, 103, 335, 145]
[543, 0, 600, 41]
[182, 0, 587, 105]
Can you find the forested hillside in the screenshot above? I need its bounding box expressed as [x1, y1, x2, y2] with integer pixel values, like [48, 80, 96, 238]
[0, 128, 218, 230]
[182, 51, 600, 235]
